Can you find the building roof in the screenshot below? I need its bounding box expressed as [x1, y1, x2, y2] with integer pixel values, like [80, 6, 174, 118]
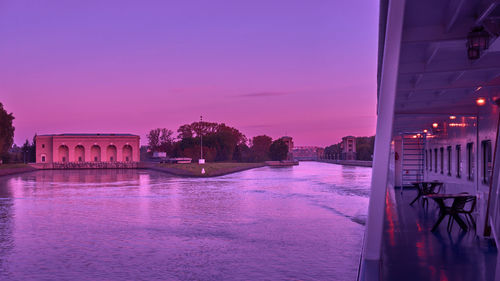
[39, 133, 139, 137]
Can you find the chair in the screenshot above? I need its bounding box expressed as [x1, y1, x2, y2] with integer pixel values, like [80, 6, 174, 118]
[457, 196, 477, 230]
[410, 182, 443, 208]
[423, 182, 443, 208]
[446, 195, 476, 232]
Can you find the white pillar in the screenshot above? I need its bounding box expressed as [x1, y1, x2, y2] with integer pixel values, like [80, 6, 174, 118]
[359, 0, 406, 279]
[486, 116, 500, 238]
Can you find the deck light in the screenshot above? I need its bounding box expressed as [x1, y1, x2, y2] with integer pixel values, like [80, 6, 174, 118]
[423, 129, 428, 133]
[449, 115, 456, 120]
[476, 97, 486, 106]
[432, 123, 439, 128]
[412, 135, 417, 139]
[467, 26, 490, 60]
[475, 86, 483, 92]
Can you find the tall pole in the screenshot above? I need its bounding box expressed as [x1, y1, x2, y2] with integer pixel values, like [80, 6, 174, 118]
[200, 115, 203, 160]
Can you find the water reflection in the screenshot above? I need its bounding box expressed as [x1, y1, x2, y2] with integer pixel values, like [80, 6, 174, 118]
[0, 162, 371, 280]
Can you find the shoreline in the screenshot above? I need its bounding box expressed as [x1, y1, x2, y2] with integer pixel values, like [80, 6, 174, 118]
[316, 159, 372, 167]
[0, 162, 267, 178]
[0, 160, 370, 178]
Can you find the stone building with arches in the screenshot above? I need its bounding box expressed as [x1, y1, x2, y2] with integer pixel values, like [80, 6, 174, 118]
[35, 134, 140, 164]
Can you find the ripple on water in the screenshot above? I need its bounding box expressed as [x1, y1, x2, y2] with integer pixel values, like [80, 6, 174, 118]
[0, 161, 371, 280]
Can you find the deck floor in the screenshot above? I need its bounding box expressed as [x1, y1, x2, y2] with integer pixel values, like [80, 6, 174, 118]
[381, 188, 498, 281]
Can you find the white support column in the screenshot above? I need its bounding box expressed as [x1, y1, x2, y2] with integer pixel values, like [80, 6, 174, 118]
[359, 0, 406, 280]
[487, 113, 500, 239]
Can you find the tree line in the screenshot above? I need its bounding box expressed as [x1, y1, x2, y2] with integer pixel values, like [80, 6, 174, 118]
[0, 102, 291, 164]
[0, 103, 37, 163]
[324, 136, 375, 161]
[147, 122, 290, 162]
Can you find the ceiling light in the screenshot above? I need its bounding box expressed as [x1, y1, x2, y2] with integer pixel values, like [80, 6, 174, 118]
[476, 97, 486, 106]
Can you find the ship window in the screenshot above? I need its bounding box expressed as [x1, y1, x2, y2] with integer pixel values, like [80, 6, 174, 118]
[42, 144, 45, 148]
[447, 146, 452, 176]
[94, 156, 98, 162]
[78, 156, 82, 162]
[467, 143, 474, 181]
[41, 156, 46, 162]
[429, 149, 432, 171]
[434, 148, 438, 173]
[440, 147, 444, 174]
[456, 145, 461, 178]
[482, 140, 492, 184]
[425, 150, 429, 169]
[62, 157, 66, 163]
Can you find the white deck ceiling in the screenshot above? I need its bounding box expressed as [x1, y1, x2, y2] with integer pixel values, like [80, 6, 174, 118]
[391, 0, 500, 133]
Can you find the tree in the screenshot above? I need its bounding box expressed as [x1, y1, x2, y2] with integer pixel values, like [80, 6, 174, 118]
[176, 121, 247, 162]
[324, 144, 341, 159]
[0, 103, 15, 162]
[356, 136, 375, 161]
[324, 136, 375, 160]
[159, 128, 174, 155]
[147, 128, 176, 155]
[147, 128, 161, 152]
[250, 135, 272, 162]
[29, 134, 37, 162]
[22, 139, 30, 164]
[269, 139, 289, 161]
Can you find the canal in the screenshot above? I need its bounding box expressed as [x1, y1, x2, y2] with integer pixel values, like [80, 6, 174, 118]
[0, 161, 371, 280]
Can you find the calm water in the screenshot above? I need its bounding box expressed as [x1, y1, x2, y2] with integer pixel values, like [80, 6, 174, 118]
[0, 162, 371, 280]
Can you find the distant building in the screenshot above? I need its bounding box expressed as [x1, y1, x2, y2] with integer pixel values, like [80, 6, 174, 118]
[341, 136, 356, 160]
[293, 146, 324, 161]
[281, 136, 294, 161]
[36, 134, 140, 163]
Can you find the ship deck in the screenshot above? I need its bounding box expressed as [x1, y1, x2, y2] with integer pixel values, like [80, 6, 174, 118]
[381, 188, 498, 281]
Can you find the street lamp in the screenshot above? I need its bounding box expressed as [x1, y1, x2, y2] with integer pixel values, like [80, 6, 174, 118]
[199, 115, 205, 164]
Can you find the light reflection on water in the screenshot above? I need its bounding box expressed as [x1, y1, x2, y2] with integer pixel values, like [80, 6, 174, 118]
[0, 162, 371, 280]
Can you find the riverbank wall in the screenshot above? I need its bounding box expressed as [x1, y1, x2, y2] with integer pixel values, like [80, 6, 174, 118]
[317, 159, 372, 167]
[30, 162, 142, 169]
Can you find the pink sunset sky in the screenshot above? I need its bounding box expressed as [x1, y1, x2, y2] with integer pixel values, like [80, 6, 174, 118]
[0, 0, 378, 147]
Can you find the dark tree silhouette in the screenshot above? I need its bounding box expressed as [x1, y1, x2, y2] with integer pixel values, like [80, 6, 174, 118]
[251, 135, 272, 162]
[0, 103, 15, 162]
[269, 139, 289, 161]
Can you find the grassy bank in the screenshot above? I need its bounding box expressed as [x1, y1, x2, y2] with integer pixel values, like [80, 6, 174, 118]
[0, 163, 36, 177]
[0, 163, 29, 169]
[154, 162, 265, 177]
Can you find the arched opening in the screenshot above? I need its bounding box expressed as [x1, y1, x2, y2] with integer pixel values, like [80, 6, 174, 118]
[107, 145, 117, 162]
[58, 145, 69, 162]
[91, 145, 101, 162]
[75, 145, 85, 162]
[123, 145, 133, 162]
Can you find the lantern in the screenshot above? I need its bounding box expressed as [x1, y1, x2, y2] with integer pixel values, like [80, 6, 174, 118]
[467, 26, 490, 60]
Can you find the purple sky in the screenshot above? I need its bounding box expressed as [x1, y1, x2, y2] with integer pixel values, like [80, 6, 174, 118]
[0, 0, 378, 147]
